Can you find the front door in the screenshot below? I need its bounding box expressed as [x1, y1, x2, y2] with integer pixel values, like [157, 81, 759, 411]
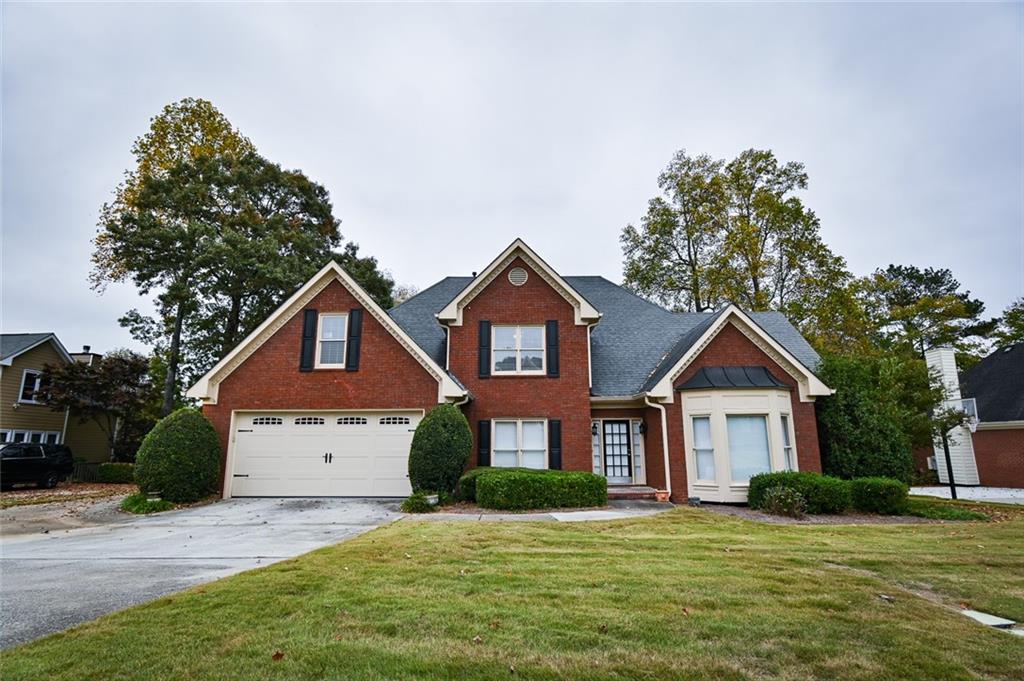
[603, 420, 632, 484]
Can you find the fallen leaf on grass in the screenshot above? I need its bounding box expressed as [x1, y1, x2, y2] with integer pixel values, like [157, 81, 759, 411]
[272, 651, 285, 661]
[472, 635, 483, 645]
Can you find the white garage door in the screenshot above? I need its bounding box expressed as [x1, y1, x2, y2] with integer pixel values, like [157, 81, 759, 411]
[230, 411, 420, 497]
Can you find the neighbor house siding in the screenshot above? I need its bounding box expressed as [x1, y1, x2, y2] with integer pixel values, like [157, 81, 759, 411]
[202, 280, 442, 492]
[665, 322, 822, 503]
[451, 257, 592, 473]
[65, 418, 112, 463]
[0, 343, 67, 438]
[973, 428, 1024, 489]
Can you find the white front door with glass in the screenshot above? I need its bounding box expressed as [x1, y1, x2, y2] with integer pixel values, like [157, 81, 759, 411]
[681, 390, 797, 503]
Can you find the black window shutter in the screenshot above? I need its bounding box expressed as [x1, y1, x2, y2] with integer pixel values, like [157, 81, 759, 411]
[346, 309, 363, 372]
[548, 419, 562, 470]
[477, 420, 491, 467]
[300, 309, 318, 372]
[478, 320, 491, 378]
[546, 320, 560, 378]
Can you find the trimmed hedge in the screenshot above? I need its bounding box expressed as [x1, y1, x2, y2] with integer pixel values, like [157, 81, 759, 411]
[476, 469, 607, 511]
[851, 477, 909, 515]
[748, 471, 851, 514]
[457, 466, 537, 502]
[408, 404, 473, 495]
[135, 408, 221, 504]
[97, 462, 135, 484]
[760, 486, 807, 518]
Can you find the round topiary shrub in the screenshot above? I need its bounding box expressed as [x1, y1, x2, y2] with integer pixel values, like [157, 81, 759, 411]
[408, 404, 472, 494]
[134, 408, 221, 503]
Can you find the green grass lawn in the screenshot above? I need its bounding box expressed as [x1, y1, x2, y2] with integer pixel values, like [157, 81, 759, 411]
[3, 507, 1023, 680]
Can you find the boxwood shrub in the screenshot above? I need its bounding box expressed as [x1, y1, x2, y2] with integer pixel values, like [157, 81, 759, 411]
[97, 462, 135, 484]
[408, 404, 473, 495]
[748, 471, 851, 514]
[457, 466, 536, 502]
[851, 477, 909, 515]
[135, 408, 221, 504]
[476, 469, 607, 510]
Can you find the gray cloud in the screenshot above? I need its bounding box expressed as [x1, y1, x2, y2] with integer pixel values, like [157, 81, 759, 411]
[3, 2, 1021, 354]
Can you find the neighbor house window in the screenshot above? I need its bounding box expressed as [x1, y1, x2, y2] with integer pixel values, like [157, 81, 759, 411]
[493, 420, 546, 468]
[315, 313, 348, 367]
[0, 431, 10, 443]
[692, 416, 716, 481]
[492, 325, 544, 374]
[19, 370, 44, 403]
[780, 414, 794, 470]
[726, 415, 772, 482]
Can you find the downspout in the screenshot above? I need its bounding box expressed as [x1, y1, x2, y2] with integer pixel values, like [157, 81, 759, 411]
[645, 396, 672, 499]
[586, 322, 598, 390]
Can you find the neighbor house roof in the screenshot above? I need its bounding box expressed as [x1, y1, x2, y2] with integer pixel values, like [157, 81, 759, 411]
[961, 342, 1024, 423]
[0, 333, 72, 366]
[389, 275, 824, 398]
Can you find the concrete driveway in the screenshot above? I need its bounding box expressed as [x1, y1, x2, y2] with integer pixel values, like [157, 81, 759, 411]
[0, 498, 400, 649]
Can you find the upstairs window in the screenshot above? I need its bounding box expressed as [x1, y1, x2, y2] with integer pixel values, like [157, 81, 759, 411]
[19, 370, 45, 403]
[316, 313, 347, 368]
[492, 325, 544, 374]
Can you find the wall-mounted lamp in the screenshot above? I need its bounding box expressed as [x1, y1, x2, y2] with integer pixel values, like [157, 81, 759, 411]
[639, 420, 648, 435]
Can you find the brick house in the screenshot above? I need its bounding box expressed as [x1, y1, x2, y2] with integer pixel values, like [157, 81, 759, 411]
[919, 345, 1024, 489]
[188, 240, 832, 503]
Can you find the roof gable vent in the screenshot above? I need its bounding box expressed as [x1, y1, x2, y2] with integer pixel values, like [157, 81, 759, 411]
[508, 267, 529, 286]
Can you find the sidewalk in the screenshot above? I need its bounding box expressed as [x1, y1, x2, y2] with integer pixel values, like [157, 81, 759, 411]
[911, 486, 1024, 506]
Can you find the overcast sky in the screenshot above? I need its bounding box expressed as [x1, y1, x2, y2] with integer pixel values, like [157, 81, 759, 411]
[3, 2, 1022, 355]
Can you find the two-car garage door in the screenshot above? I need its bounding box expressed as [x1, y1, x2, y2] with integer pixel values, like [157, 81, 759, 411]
[229, 411, 420, 497]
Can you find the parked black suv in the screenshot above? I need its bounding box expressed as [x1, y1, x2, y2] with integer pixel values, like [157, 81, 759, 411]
[0, 443, 74, 490]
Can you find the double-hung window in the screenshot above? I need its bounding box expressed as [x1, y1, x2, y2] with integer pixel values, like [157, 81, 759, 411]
[19, 370, 45, 404]
[691, 416, 716, 481]
[492, 325, 544, 374]
[493, 420, 547, 468]
[780, 414, 794, 470]
[315, 313, 348, 368]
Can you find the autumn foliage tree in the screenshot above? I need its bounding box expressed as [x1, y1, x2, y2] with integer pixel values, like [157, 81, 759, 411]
[39, 350, 151, 462]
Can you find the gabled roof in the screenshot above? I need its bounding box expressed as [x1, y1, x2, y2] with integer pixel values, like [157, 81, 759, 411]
[389, 275, 828, 400]
[1, 333, 72, 366]
[435, 239, 601, 326]
[961, 342, 1024, 423]
[186, 261, 466, 404]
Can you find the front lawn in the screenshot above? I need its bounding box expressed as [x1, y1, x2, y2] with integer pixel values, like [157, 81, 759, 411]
[2, 507, 1022, 680]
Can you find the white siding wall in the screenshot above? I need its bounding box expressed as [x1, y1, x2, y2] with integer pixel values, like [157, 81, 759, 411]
[924, 347, 980, 485]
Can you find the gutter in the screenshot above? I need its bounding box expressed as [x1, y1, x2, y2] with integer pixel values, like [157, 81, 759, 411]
[644, 396, 672, 499]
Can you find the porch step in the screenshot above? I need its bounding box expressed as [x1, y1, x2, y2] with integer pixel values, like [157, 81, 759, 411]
[607, 485, 660, 501]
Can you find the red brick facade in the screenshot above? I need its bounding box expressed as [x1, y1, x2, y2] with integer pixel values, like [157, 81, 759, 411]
[449, 257, 593, 473]
[202, 280, 442, 489]
[973, 429, 1024, 488]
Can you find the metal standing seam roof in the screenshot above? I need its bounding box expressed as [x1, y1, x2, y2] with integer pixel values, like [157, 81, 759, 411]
[388, 276, 821, 397]
[677, 366, 791, 391]
[960, 342, 1024, 423]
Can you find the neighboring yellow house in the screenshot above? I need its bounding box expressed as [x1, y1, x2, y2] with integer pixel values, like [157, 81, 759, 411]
[0, 333, 113, 462]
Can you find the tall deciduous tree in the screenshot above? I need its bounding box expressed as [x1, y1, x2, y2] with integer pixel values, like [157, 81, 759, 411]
[39, 351, 151, 462]
[992, 297, 1024, 347]
[859, 264, 997, 357]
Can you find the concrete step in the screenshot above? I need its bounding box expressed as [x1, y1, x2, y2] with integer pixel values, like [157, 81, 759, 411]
[607, 485, 660, 501]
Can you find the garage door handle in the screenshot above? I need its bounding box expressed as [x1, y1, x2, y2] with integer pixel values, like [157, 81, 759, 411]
[233, 474, 249, 478]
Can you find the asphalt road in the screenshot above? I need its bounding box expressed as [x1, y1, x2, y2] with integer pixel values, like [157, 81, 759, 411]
[0, 497, 400, 648]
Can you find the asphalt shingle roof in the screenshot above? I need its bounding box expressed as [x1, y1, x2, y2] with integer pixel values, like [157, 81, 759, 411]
[1, 333, 55, 362]
[960, 342, 1024, 423]
[388, 276, 821, 397]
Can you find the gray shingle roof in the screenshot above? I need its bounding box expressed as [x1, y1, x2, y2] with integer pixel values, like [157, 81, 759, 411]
[1, 333, 57, 362]
[388, 276, 821, 397]
[960, 342, 1024, 423]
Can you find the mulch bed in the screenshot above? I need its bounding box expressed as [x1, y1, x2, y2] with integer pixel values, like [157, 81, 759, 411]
[0, 482, 137, 508]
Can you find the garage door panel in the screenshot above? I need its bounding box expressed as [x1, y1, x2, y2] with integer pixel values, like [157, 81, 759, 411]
[231, 411, 419, 497]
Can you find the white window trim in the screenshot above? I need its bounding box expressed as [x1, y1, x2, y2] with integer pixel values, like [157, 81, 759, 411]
[18, 369, 43, 404]
[314, 312, 348, 369]
[780, 413, 795, 471]
[690, 414, 716, 483]
[492, 419, 548, 468]
[491, 325, 546, 375]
